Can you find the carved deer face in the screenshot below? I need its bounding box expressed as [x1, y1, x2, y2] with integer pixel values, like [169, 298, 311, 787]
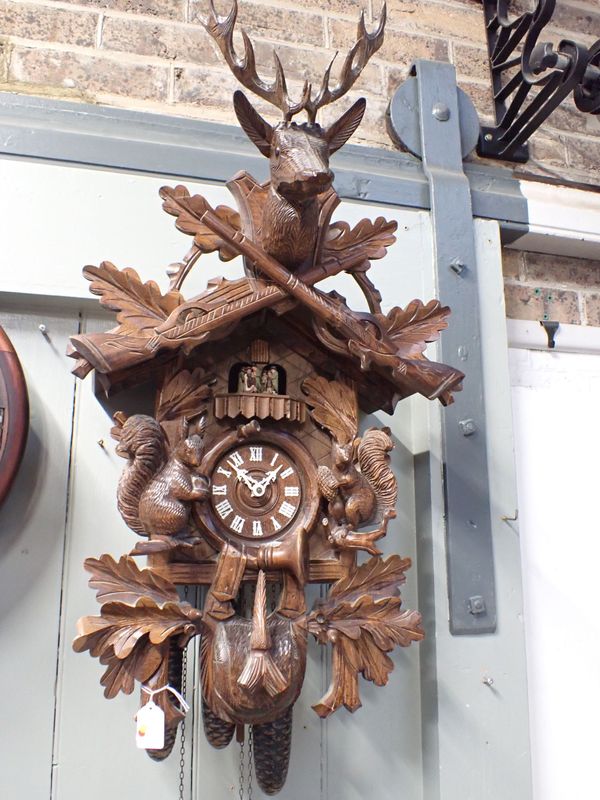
[269, 125, 331, 199]
[233, 91, 367, 201]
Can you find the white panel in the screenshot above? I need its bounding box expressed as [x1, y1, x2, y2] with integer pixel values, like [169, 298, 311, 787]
[0, 304, 79, 799]
[51, 311, 182, 800]
[509, 180, 600, 260]
[0, 157, 428, 312]
[510, 347, 600, 800]
[0, 156, 235, 300]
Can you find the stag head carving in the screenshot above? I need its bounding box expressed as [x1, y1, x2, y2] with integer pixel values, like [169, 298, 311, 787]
[203, 0, 386, 271]
[69, 2, 470, 792]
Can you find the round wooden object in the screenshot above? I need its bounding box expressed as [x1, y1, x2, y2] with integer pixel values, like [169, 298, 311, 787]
[197, 427, 319, 558]
[0, 326, 29, 507]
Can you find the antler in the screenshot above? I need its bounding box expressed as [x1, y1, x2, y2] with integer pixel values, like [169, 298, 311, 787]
[204, 1, 386, 123]
[304, 4, 387, 122]
[204, 0, 310, 121]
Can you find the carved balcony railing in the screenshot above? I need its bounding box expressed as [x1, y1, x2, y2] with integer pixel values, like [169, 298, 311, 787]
[480, 0, 600, 161]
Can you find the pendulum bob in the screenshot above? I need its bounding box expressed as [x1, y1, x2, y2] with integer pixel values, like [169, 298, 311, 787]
[200, 572, 307, 728]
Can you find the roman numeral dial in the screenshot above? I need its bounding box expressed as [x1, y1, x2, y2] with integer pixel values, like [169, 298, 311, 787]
[209, 441, 302, 540]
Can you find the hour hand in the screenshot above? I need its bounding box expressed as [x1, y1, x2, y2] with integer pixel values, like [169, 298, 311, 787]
[228, 461, 257, 491]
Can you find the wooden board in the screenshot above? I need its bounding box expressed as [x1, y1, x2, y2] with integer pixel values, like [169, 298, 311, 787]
[0, 305, 79, 799]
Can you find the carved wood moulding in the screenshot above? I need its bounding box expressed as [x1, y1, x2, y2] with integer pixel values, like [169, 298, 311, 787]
[214, 393, 306, 422]
[71, 1, 463, 794]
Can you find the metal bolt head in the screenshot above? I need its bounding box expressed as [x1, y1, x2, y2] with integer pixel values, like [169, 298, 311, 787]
[468, 595, 486, 615]
[482, 675, 494, 687]
[459, 418, 477, 436]
[450, 258, 465, 275]
[432, 103, 450, 121]
[485, 132, 493, 141]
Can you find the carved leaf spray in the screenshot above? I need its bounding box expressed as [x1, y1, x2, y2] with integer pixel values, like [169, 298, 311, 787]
[71, 2, 464, 794]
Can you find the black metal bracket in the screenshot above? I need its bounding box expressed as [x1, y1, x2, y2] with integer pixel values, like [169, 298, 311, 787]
[480, 0, 600, 162]
[540, 319, 559, 348]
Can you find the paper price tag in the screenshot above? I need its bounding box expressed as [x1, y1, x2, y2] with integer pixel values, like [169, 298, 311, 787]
[135, 701, 165, 750]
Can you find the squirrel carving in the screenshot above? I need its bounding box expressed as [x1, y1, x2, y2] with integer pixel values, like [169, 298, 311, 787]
[317, 427, 397, 556]
[302, 375, 398, 555]
[115, 414, 210, 540]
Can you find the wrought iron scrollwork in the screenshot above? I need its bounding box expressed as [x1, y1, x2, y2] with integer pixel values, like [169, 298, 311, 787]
[480, 0, 600, 161]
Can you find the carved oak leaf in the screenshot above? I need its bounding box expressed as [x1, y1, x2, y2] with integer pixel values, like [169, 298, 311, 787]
[308, 598, 423, 717]
[330, 553, 411, 599]
[160, 185, 241, 261]
[383, 300, 451, 358]
[74, 597, 202, 699]
[98, 641, 166, 699]
[74, 598, 202, 658]
[155, 367, 212, 422]
[301, 555, 424, 717]
[83, 262, 184, 335]
[322, 218, 397, 262]
[302, 376, 358, 444]
[84, 554, 180, 607]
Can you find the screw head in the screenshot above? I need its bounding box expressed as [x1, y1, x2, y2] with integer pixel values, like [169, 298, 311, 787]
[432, 103, 450, 121]
[450, 258, 465, 275]
[485, 132, 493, 141]
[459, 418, 477, 436]
[468, 595, 486, 615]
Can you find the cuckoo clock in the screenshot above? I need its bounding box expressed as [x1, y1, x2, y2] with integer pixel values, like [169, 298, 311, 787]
[0, 326, 28, 508]
[70, 1, 464, 794]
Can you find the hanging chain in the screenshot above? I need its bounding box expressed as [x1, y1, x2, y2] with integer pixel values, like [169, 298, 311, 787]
[238, 735, 245, 800]
[238, 727, 254, 800]
[247, 727, 254, 800]
[178, 585, 189, 800]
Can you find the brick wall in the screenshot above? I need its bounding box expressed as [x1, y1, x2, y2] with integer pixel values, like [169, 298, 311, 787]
[503, 249, 600, 327]
[1, 0, 600, 325]
[2, 0, 600, 183]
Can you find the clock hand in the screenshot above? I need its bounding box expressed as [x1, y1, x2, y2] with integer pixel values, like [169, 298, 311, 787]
[250, 464, 283, 497]
[266, 464, 283, 483]
[228, 460, 259, 492]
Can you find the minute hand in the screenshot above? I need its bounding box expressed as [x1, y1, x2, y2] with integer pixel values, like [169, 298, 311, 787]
[250, 465, 282, 497]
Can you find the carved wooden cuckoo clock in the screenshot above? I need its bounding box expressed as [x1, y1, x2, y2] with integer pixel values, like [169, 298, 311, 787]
[71, 1, 464, 794]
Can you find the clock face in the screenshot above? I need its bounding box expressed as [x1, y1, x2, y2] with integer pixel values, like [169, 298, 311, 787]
[209, 442, 302, 540]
